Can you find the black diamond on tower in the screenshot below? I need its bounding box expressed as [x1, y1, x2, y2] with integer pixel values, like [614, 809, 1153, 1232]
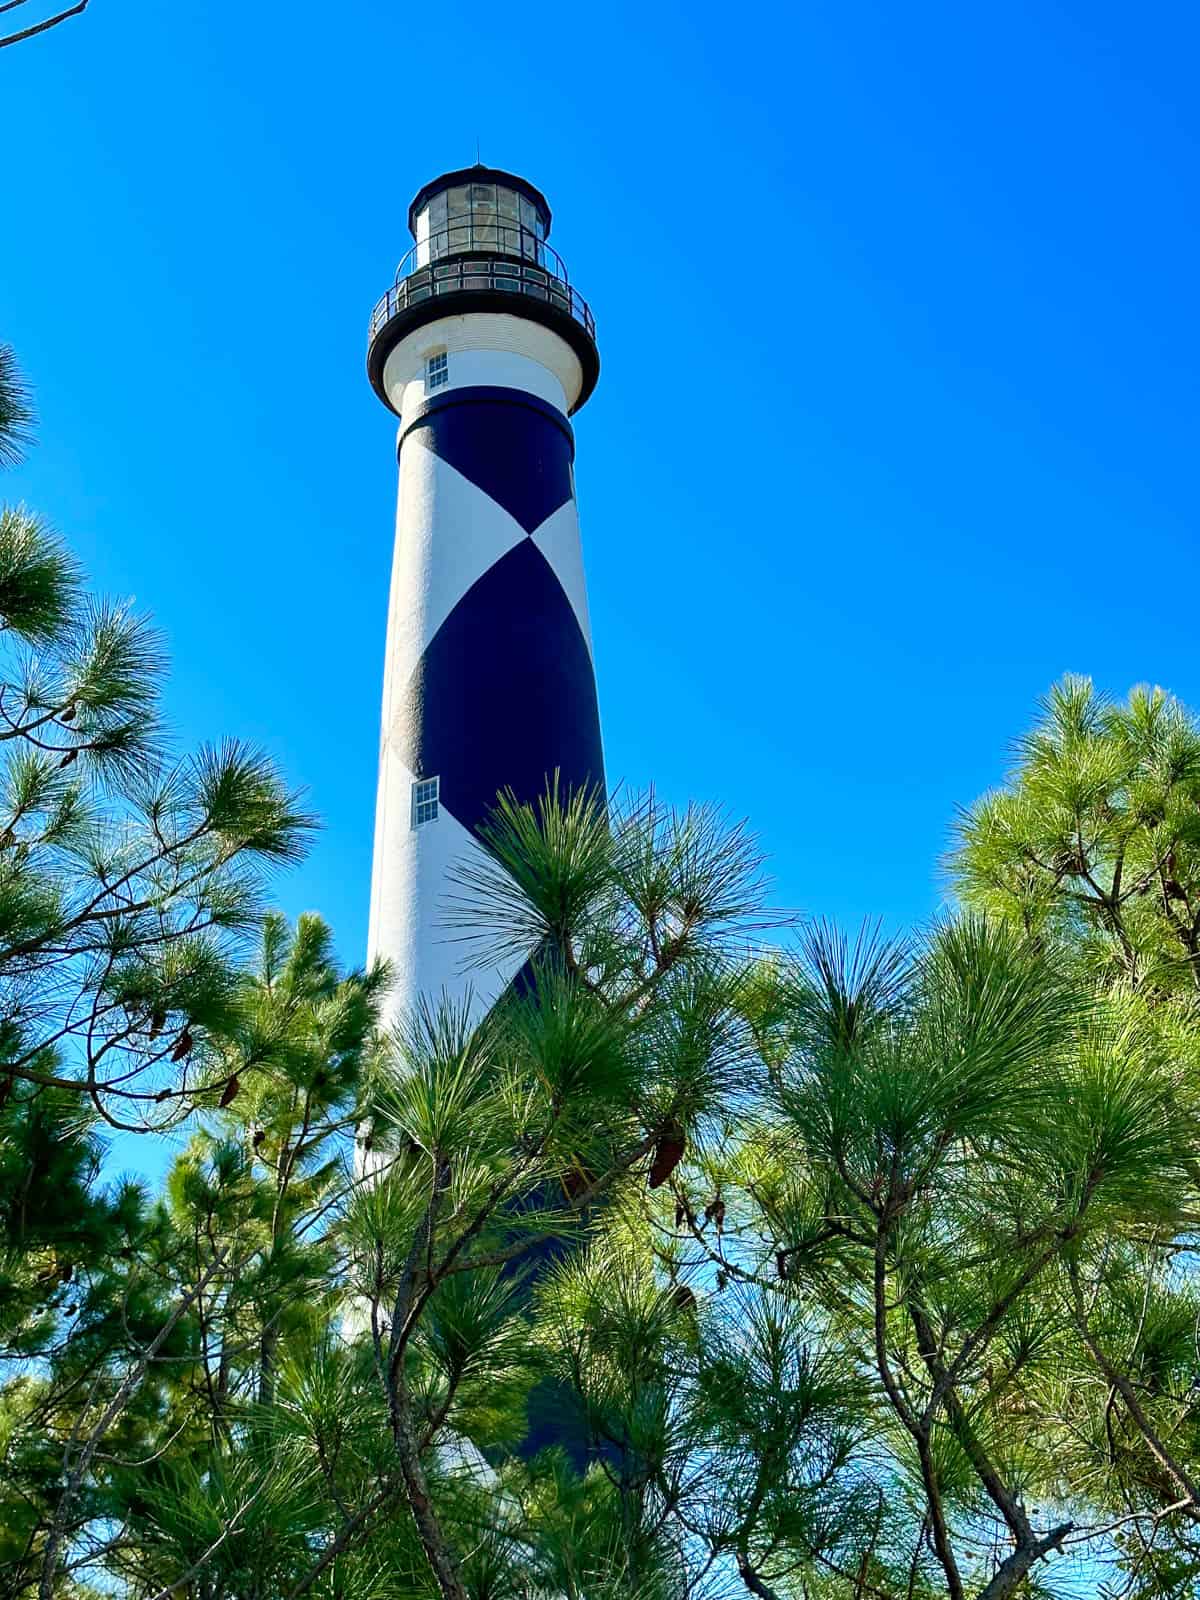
[395, 536, 604, 843]
[404, 387, 576, 536]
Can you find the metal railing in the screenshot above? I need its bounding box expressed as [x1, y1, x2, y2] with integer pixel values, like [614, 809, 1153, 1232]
[368, 223, 595, 347]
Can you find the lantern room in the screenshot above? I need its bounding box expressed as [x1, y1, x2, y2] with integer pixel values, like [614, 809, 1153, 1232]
[408, 166, 552, 267]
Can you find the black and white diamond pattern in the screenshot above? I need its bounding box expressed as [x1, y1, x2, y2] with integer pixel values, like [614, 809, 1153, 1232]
[367, 385, 604, 1018]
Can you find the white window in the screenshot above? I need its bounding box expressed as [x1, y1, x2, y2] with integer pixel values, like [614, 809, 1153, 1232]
[426, 351, 448, 390]
[411, 776, 439, 828]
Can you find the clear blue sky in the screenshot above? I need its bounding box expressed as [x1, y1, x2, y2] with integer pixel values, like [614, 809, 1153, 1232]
[3, 0, 1198, 968]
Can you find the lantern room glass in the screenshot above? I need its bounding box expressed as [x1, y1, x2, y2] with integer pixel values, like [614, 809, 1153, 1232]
[413, 181, 546, 268]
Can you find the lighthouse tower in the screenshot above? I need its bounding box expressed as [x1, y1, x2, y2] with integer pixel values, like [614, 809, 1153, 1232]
[365, 166, 604, 1022]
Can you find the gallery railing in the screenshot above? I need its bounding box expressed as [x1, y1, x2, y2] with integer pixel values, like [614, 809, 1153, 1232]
[368, 223, 595, 347]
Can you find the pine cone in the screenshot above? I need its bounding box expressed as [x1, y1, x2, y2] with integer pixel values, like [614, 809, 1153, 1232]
[648, 1121, 686, 1189]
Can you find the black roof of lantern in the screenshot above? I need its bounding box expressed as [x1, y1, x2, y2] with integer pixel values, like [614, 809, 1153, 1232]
[407, 165, 553, 239]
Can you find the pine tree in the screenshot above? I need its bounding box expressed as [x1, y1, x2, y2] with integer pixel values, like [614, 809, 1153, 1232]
[0, 356, 314, 1132]
[952, 677, 1200, 1590]
[89, 915, 385, 1599]
[0, 353, 319, 1597]
[954, 675, 1200, 997]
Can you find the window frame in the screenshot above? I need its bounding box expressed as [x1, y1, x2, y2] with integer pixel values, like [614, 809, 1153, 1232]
[425, 350, 449, 391]
[411, 776, 440, 828]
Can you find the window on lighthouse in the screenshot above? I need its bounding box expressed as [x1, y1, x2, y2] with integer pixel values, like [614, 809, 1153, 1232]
[411, 777, 439, 828]
[426, 350, 448, 390]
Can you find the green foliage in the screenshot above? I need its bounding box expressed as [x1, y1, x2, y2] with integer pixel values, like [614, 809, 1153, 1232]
[0, 344, 35, 468]
[17, 744, 1198, 1600]
[955, 675, 1200, 996]
[0, 506, 78, 641]
[0, 910, 384, 1597]
[0, 500, 316, 1130]
[0, 354, 372, 1591]
[4, 488, 1200, 1600]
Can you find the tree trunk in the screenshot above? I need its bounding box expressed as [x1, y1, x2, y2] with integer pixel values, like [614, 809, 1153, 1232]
[391, 1378, 468, 1600]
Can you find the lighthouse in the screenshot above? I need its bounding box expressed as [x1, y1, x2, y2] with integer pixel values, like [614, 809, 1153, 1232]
[365, 166, 604, 1022]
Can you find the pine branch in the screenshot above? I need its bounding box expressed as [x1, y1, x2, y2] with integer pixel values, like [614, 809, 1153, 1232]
[38, 1245, 230, 1600]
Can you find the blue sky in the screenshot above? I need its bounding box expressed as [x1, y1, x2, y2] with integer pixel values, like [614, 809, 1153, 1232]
[3, 0, 1198, 974]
